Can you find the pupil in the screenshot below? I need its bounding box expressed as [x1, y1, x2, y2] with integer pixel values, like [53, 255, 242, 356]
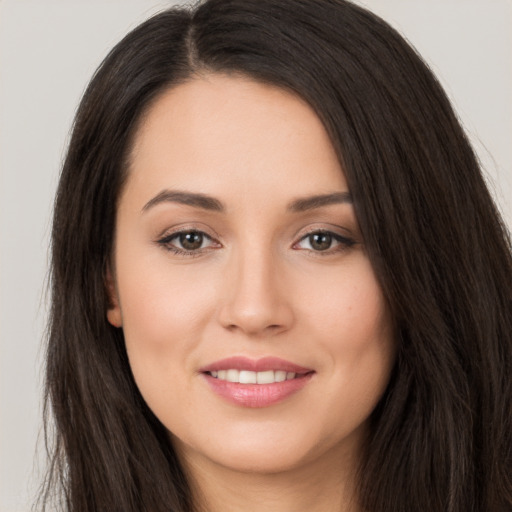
[310, 233, 332, 251]
[180, 232, 203, 250]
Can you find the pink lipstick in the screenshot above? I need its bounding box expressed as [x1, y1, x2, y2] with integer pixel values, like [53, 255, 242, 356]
[199, 357, 314, 408]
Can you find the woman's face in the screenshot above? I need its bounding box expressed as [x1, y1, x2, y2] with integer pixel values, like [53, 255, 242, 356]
[108, 74, 395, 475]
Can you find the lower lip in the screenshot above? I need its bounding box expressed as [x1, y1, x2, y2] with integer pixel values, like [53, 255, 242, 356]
[202, 373, 313, 408]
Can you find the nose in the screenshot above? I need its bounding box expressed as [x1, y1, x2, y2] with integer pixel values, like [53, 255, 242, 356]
[217, 246, 294, 337]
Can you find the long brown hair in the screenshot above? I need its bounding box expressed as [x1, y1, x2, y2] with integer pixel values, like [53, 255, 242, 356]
[42, 1, 512, 510]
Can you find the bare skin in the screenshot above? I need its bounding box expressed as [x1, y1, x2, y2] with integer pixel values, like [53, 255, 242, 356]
[178, 421, 362, 512]
[107, 73, 395, 512]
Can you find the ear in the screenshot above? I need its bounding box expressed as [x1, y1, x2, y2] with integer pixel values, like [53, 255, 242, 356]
[105, 266, 122, 328]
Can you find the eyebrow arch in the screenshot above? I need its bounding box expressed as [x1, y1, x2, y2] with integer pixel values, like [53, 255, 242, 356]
[142, 190, 224, 213]
[287, 191, 352, 212]
[141, 189, 352, 214]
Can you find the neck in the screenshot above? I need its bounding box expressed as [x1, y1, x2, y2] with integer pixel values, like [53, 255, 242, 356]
[179, 443, 363, 512]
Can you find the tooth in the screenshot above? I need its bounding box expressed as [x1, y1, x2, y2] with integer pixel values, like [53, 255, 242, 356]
[239, 370, 257, 384]
[226, 369, 239, 382]
[256, 370, 275, 384]
[214, 369, 298, 383]
[274, 370, 286, 382]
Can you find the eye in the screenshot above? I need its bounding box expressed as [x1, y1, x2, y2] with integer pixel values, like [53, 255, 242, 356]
[157, 230, 218, 255]
[294, 230, 355, 253]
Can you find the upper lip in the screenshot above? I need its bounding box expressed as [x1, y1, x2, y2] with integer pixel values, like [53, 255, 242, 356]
[199, 356, 313, 374]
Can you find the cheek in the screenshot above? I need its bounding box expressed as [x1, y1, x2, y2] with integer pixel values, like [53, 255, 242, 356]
[116, 235, 219, 336]
[299, 259, 395, 413]
[114, 251, 219, 397]
[302, 261, 391, 350]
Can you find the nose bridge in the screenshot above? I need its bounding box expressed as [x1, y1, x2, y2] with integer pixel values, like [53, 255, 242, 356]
[218, 239, 293, 336]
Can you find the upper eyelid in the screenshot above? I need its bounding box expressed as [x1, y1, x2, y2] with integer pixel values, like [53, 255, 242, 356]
[298, 229, 351, 240]
[295, 225, 355, 242]
[157, 230, 219, 256]
[294, 230, 355, 248]
[157, 226, 350, 240]
[157, 225, 219, 241]
[158, 230, 218, 248]
[157, 227, 354, 254]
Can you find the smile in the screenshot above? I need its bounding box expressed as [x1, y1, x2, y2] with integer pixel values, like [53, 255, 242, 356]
[200, 357, 314, 407]
[208, 369, 299, 384]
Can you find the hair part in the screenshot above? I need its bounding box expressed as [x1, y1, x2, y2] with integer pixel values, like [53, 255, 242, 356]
[43, 1, 512, 511]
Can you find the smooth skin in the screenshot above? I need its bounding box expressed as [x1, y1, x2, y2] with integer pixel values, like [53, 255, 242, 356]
[107, 73, 396, 512]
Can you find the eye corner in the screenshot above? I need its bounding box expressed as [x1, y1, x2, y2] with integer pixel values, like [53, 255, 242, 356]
[155, 228, 222, 257]
[293, 229, 356, 255]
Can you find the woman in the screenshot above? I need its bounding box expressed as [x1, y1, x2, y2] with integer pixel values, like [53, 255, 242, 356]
[42, 0, 512, 511]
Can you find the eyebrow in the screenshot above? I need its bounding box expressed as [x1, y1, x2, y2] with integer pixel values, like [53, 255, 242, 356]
[141, 189, 352, 213]
[287, 191, 352, 212]
[142, 190, 224, 212]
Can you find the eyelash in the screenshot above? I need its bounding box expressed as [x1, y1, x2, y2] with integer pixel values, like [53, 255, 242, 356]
[157, 228, 356, 258]
[294, 229, 356, 255]
[157, 229, 219, 258]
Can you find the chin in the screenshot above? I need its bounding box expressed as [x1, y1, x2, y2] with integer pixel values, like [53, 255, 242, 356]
[200, 444, 313, 475]
[170, 419, 362, 477]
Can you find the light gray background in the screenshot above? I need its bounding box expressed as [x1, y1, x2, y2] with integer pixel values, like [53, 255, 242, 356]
[1, 1, 510, 510]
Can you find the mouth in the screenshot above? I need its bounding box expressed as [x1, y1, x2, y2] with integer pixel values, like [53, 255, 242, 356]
[206, 369, 306, 384]
[199, 357, 315, 408]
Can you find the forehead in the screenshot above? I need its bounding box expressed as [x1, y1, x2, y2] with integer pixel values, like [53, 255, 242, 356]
[125, 73, 347, 206]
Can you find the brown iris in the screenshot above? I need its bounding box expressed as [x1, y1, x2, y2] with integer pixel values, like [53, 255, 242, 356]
[179, 231, 204, 250]
[309, 233, 332, 251]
